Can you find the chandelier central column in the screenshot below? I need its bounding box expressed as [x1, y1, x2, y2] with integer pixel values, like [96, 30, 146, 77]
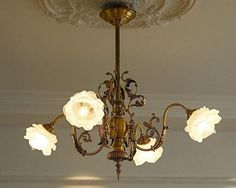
[115, 24, 121, 100]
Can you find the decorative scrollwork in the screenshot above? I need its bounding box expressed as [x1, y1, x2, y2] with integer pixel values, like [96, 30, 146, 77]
[143, 113, 160, 129]
[79, 131, 92, 143]
[71, 126, 106, 156]
[121, 71, 146, 120]
[98, 72, 116, 104]
[122, 72, 146, 108]
[130, 113, 165, 152]
[98, 72, 117, 116]
[129, 95, 146, 108]
[122, 71, 138, 97]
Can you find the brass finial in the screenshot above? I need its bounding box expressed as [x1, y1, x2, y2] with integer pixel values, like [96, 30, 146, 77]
[116, 161, 121, 181]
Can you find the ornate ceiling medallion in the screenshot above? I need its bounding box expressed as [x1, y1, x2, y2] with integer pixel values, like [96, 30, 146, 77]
[39, 0, 196, 28]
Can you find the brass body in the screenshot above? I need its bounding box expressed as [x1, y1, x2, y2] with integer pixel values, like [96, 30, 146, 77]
[108, 116, 128, 181]
[110, 117, 127, 151]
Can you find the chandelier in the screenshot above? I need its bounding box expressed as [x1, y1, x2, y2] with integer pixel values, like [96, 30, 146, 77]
[24, 2, 222, 181]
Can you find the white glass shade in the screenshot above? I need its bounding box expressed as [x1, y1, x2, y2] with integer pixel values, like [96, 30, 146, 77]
[63, 91, 104, 131]
[24, 124, 57, 156]
[133, 138, 163, 166]
[185, 106, 222, 143]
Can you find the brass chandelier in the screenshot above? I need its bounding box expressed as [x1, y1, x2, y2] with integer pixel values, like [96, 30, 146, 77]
[24, 4, 222, 181]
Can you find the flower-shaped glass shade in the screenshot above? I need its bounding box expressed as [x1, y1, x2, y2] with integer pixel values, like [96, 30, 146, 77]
[24, 124, 57, 156]
[185, 106, 222, 143]
[133, 138, 163, 166]
[63, 91, 104, 131]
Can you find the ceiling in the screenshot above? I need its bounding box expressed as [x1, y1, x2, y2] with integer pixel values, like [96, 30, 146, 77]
[0, 0, 236, 188]
[0, 0, 236, 95]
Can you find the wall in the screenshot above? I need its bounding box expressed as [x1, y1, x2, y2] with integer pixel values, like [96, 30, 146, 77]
[0, 114, 235, 188]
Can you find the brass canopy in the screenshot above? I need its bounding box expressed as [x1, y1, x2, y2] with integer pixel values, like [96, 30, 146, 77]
[100, 6, 136, 26]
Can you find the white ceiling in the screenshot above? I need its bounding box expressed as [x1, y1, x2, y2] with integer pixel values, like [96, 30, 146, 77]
[0, 0, 236, 95]
[0, 0, 236, 187]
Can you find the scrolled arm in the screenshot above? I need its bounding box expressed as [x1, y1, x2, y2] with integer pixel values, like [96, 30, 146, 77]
[51, 114, 65, 125]
[131, 103, 195, 152]
[71, 127, 104, 156]
[162, 103, 195, 129]
[159, 103, 196, 146]
[43, 114, 65, 133]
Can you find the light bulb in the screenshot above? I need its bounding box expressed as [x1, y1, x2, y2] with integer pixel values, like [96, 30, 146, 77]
[29, 133, 49, 150]
[185, 106, 222, 143]
[24, 124, 57, 156]
[133, 138, 163, 166]
[63, 91, 104, 131]
[79, 105, 90, 117]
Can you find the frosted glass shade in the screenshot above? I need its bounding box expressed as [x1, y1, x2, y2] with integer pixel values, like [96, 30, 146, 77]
[63, 91, 104, 131]
[133, 138, 163, 166]
[24, 124, 57, 156]
[185, 106, 222, 143]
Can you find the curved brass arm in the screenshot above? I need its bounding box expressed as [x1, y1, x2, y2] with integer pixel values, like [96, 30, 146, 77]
[134, 124, 144, 138]
[43, 114, 65, 134]
[131, 103, 196, 152]
[157, 103, 196, 148]
[162, 103, 195, 129]
[50, 114, 65, 125]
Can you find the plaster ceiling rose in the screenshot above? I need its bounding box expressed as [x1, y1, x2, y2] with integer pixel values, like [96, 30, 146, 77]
[39, 0, 196, 28]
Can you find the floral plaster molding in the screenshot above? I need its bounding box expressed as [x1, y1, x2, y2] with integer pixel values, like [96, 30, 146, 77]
[38, 0, 196, 28]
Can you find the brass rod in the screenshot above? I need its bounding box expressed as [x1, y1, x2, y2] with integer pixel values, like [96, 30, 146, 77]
[115, 25, 121, 100]
[51, 114, 65, 125]
[162, 103, 192, 128]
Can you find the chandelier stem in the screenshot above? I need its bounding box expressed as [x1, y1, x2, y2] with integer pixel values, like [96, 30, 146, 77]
[115, 24, 121, 100]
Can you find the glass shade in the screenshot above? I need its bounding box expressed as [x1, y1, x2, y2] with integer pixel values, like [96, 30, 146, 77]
[63, 91, 104, 131]
[133, 138, 163, 166]
[185, 106, 222, 143]
[24, 124, 57, 156]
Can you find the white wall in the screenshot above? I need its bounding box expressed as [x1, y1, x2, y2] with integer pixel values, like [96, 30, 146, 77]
[0, 115, 235, 188]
